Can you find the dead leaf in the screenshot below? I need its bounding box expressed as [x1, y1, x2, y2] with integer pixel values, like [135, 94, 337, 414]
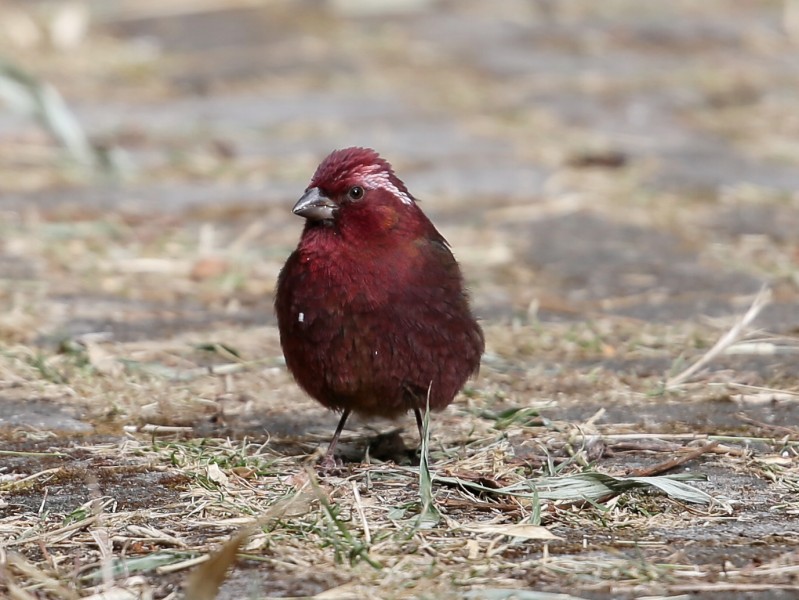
[206, 463, 228, 487]
[282, 469, 311, 491]
[230, 466, 257, 479]
[184, 492, 314, 600]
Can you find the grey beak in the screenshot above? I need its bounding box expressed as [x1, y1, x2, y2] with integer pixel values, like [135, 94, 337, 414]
[292, 188, 336, 221]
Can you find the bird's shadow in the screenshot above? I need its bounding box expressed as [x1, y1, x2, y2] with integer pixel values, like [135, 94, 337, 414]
[195, 411, 421, 466]
[337, 427, 420, 466]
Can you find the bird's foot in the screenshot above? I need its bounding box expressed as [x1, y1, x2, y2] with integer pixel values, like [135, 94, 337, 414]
[317, 453, 344, 475]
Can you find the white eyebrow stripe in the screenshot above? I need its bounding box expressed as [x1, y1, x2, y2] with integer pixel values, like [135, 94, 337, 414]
[361, 168, 414, 206]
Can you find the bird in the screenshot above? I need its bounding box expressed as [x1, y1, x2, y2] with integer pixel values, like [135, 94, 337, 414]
[275, 147, 484, 468]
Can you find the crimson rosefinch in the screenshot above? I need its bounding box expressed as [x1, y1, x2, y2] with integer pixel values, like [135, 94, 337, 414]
[275, 147, 484, 467]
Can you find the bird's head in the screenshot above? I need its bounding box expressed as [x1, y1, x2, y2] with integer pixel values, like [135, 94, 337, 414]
[292, 147, 423, 239]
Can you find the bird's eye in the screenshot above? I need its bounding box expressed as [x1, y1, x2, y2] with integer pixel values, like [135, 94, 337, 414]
[347, 186, 364, 201]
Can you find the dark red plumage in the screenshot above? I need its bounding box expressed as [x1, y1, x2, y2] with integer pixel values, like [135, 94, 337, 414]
[275, 147, 484, 466]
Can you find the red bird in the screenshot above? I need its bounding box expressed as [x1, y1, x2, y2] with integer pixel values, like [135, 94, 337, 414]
[275, 147, 484, 467]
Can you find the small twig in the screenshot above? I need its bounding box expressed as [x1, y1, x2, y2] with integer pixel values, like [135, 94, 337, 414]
[596, 432, 795, 446]
[582, 407, 606, 428]
[438, 498, 522, 513]
[0, 450, 66, 458]
[736, 415, 799, 437]
[88, 476, 114, 592]
[126, 525, 188, 548]
[610, 440, 684, 453]
[725, 382, 799, 397]
[668, 583, 799, 593]
[0, 468, 62, 491]
[351, 481, 371, 545]
[122, 424, 194, 435]
[627, 441, 721, 477]
[5, 515, 98, 547]
[666, 286, 771, 390]
[158, 554, 209, 575]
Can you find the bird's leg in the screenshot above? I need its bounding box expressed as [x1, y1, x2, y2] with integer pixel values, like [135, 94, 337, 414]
[320, 409, 351, 470]
[414, 408, 424, 444]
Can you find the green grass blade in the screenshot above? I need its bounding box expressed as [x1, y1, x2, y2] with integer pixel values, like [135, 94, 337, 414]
[417, 386, 441, 528]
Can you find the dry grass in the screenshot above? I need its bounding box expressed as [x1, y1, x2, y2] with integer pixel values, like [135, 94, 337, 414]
[1, 204, 798, 598]
[2, 306, 799, 598]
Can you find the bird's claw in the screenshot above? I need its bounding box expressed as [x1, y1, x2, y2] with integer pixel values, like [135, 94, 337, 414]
[317, 453, 344, 475]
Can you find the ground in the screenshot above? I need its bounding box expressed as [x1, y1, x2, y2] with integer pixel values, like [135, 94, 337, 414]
[1, 1, 799, 599]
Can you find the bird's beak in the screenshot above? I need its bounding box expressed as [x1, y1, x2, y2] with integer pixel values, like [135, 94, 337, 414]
[292, 188, 336, 221]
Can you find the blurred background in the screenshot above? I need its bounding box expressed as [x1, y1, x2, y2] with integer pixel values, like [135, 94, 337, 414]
[1, 0, 798, 346]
